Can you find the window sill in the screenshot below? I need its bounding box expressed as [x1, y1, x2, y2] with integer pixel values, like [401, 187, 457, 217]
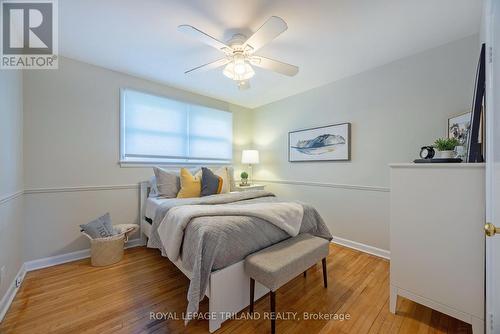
[119, 161, 232, 168]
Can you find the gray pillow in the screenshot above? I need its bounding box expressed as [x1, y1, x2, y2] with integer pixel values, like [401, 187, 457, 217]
[80, 213, 115, 239]
[153, 167, 180, 198]
[201, 167, 223, 196]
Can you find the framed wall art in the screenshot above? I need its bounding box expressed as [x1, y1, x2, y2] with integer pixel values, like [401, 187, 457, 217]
[288, 123, 351, 162]
[448, 111, 472, 159]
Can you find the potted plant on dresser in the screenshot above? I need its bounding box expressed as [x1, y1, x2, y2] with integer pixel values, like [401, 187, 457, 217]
[434, 137, 460, 158]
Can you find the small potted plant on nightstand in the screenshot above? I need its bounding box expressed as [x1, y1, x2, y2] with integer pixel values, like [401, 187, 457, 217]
[434, 138, 460, 158]
[240, 171, 249, 186]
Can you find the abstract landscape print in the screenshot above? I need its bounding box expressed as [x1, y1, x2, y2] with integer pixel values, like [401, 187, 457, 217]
[289, 123, 351, 162]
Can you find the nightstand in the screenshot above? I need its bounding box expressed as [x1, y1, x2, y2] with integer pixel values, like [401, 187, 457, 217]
[233, 184, 265, 192]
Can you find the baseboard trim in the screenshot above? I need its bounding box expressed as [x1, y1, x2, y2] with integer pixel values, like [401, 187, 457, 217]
[331, 235, 390, 260]
[25, 249, 90, 272]
[254, 179, 390, 192]
[1, 240, 144, 322]
[0, 264, 26, 323]
[24, 184, 139, 195]
[0, 190, 24, 206]
[24, 238, 145, 272]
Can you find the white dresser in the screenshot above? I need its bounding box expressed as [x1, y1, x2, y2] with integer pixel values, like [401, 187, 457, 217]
[389, 163, 485, 333]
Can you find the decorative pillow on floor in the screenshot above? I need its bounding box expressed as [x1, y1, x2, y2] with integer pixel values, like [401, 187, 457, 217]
[200, 167, 223, 196]
[80, 213, 116, 239]
[177, 168, 201, 198]
[153, 167, 180, 198]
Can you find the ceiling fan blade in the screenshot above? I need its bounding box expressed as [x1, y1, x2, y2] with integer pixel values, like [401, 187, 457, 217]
[250, 56, 299, 76]
[185, 58, 230, 74]
[237, 80, 251, 90]
[178, 25, 231, 53]
[244, 16, 288, 53]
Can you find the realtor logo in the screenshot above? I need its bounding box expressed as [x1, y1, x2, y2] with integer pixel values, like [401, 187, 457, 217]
[1, 0, 58, 69]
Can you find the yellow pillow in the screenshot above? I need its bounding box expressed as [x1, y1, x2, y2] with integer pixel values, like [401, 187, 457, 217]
[177, 168, 201, 198]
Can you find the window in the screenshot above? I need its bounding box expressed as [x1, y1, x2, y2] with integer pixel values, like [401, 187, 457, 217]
[120, 89, 233, 165]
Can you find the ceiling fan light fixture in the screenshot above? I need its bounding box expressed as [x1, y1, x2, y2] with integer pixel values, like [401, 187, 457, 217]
[234, 63, 246, 75]
[180, 16, 298, 90]
[233, 53, 246, 75]
[223, 61, 255, 81]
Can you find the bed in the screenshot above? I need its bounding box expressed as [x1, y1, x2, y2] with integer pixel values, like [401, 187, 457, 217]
[139, 181, 332, 332]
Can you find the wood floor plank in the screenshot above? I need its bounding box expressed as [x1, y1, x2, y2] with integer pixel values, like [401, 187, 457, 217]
[0, 245, 473, 334]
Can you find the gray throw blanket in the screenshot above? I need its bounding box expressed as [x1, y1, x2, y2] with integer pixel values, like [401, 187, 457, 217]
[147, 191, 332, 318]
[159, 201, 305, 262]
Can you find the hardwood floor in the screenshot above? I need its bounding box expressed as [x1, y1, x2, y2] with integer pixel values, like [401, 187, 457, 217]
[0, 244, 472, 334]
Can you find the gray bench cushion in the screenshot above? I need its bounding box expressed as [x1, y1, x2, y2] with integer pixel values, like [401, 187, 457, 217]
[245, 233, 329, 291]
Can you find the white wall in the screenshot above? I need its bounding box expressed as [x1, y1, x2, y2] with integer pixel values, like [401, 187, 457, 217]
[252, 35, 479, 251]
[0, 71, 24, 305]
[23, 57, 252, 261]
[21, 35, 479, 260]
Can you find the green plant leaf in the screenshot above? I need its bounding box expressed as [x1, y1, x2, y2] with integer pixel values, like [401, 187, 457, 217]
[434, 137, 460, 151]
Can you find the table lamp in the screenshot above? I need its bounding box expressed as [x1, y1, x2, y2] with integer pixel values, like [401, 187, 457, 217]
[241, 150, 259, 185]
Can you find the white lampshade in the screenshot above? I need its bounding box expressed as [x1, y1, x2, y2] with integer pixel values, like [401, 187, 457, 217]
[241, 150, 259, 164]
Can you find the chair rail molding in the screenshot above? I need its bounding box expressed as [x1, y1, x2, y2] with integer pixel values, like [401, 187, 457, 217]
[24, 184, 139, 195]
[254, 179, 390, 192]
[0, 190, 24, 206]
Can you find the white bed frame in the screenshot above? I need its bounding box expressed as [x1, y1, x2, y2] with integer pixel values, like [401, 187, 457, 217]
[139, 182, 269, 332]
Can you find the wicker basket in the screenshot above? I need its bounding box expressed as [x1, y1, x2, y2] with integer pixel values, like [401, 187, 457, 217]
[82, 224, 139, 267]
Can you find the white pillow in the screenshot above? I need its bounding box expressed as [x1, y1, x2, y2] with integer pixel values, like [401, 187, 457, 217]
[213, 167, 231, 193]
[226, 166, 236, 192]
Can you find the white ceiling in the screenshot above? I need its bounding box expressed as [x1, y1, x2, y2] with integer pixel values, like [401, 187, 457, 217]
[59, 0, 482, 109]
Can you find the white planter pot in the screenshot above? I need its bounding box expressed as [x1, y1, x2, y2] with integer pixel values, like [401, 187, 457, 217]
[437, 150, 455, 158]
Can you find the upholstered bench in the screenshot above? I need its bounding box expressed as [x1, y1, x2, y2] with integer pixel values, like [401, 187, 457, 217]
[245, 233, 330, 334]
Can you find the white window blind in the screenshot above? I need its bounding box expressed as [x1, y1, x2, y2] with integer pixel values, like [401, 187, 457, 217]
[120, 89, 232, 164]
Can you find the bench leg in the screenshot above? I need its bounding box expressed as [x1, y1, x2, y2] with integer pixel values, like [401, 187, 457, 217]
[270, 290, 276, 334]
[249, 278, 255, 313]
[322, 258, 328, 288]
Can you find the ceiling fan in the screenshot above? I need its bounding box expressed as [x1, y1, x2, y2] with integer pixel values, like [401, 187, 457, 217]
[178, 16, 299, 90]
